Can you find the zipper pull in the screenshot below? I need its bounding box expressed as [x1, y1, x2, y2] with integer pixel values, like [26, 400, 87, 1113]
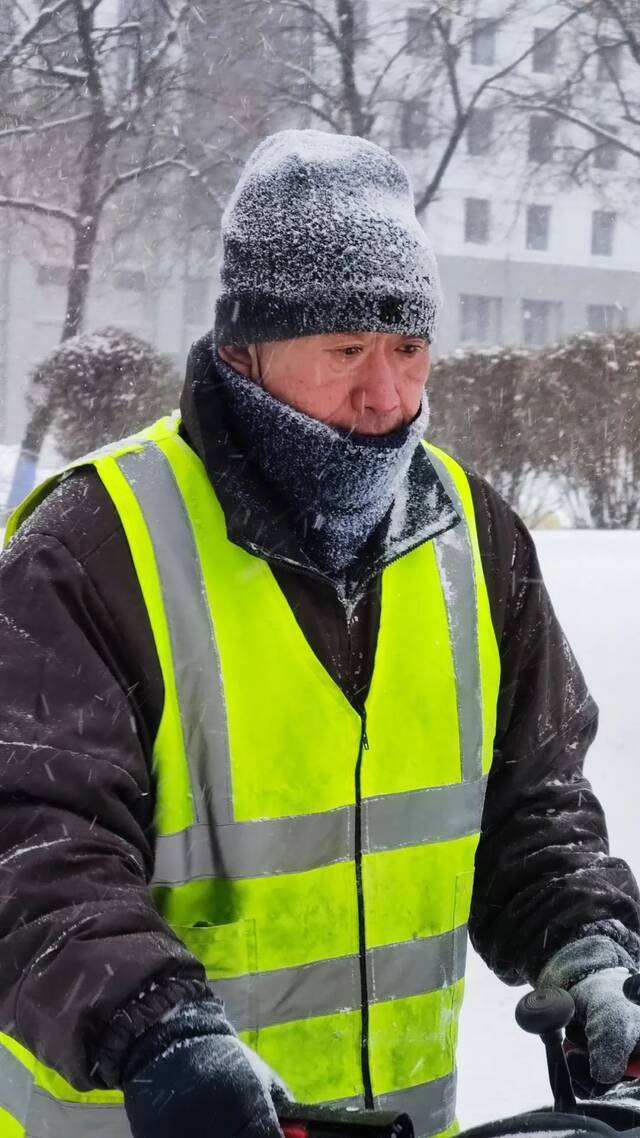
[361, 717, 369, 751]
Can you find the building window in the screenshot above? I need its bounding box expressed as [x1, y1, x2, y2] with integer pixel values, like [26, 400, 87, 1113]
[591, 210, 616, 256]
[522, 300, 563, 347]
[586, 304, 627, 333]
[597, 42, 622, 82]
[406, 7, 430, 55]
[471, 18, 497, 65]
[400, 99, 430, 150]
[114, 268, 145, 291]
[37, 264, 69, 287]
[526, 204, 551, 251]
[460, 295, 503, 344]
[532, 27, 557, 73]
[464, 198, 490, 244]
[466, 108, 494, 155]
[593, 129, 619, 170]
[184, 278, 209, 325]
[528, 115, 555, 163]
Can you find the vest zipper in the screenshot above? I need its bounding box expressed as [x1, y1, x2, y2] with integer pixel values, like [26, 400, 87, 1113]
[354, 711, 374, 1109]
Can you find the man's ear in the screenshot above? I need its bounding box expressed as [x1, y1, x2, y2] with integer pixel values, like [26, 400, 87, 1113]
[218, 344, 262, 382]
[218, 344, 252, 376]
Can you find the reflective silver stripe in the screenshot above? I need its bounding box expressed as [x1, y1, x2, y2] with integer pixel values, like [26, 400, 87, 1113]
[28, 1089, 130, 1138]
[211, 928, 467, 1031]
[328, 1073, 457, 1138]
[216, 952, 359, 1030]
[0, 1041, 31, 1123]
[116, 447, 233, 826]
[428, 451, 483, 784]
[152, 778, 485, 885]
[363, 778, 486, 854]
[0, 1044, 131, 1138]
[367, 926, 467, 1004]
[376, 1073, 457, 1138]
[153, 809, 352, 883]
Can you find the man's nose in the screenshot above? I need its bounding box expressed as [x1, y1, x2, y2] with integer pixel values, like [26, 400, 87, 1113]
[356, 360, 399, 413]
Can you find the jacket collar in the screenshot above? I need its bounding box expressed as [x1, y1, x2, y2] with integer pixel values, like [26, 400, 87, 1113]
[179, 333, 461, 598]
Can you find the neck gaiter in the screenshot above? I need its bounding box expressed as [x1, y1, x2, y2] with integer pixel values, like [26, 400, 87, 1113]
[217, 356, 429, 575]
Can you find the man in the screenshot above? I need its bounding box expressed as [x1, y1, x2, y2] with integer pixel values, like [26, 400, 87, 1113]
[0, 130, 639, 1138]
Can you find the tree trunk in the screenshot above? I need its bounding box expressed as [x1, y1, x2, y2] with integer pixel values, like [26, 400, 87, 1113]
[5, 135, 104, 515]
[335, 0, 371, 136]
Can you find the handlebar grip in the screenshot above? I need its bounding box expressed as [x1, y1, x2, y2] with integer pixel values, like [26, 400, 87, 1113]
[624, 974, 640, 1007]
[278, 1105, 414, 1137]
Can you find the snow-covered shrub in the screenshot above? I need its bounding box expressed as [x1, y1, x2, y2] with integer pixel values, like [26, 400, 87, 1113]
[29, 327, 182, 462]
[539, 330, 640, 528]
[429, 330, 640, 528]
[428, 345, 546, 521]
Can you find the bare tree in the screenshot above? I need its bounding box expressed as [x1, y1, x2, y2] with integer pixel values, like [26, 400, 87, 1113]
[0, 1, 194, 495]
[1, 0, 267, 506]
[0, 0, 307, 508]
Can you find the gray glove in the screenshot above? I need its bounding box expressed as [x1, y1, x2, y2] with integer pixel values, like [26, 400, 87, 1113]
[538, 928, 640, 1085]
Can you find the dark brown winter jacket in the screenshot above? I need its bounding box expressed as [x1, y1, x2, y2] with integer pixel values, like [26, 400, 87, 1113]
[1, 336, 639, 1092]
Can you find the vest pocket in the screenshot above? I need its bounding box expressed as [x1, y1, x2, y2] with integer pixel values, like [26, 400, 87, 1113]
[173, 919, 257, 1045]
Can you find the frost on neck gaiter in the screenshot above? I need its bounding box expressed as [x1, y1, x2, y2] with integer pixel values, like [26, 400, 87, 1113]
[217, 357, 429, 575]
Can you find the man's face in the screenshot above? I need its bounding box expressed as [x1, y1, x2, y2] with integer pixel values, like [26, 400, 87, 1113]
[219, 332, 431, 436]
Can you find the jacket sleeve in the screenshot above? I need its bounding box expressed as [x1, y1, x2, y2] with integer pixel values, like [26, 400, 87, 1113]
[0, 484, 208, 1091]
[467, 477, 640, 985]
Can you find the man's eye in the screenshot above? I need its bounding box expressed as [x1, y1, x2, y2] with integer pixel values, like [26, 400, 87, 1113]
[341, 346, 362, 356]
[400, 344, 423, 354]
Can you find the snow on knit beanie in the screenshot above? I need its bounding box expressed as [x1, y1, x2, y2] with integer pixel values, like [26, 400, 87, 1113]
[214, 129, 443, 346]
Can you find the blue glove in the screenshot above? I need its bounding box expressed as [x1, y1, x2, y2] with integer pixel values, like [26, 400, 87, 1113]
[538, 928, 640, 1085]
[122, 998, 287, 1138]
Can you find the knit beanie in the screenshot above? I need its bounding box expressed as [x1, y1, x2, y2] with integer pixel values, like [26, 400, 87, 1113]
[214, 129, 443, 346]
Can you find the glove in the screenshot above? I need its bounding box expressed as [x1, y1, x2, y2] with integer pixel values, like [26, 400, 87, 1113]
[538, 929, 640, 1086]
[122, 997, 288, 1138]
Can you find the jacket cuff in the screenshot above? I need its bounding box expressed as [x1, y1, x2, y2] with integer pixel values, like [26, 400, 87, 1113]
[92, 976, 212, 1088]
[577, 919, 640, 967]
[537, 922, 640, 992]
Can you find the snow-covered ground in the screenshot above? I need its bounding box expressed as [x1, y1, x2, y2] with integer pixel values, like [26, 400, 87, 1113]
[0, 445, 56, 522]
[458, 530, 640, 1125]
[0, 444, 18, 509]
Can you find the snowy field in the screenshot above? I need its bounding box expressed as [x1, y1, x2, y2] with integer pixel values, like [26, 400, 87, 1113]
[458, 530, 640, 1125]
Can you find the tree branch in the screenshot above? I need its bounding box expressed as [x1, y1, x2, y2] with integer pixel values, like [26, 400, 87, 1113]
[26, 60, 88, 84]
[96, 152, 227, 210]
[495, 90, 640, 161]
[0, 0, 75, 79]
[0, 196, 77, 225]
[0, 112, 92, 141]
[137, 1, 190, 86]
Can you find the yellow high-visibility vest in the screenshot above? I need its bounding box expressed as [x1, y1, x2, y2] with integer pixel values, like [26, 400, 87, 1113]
[1, 414, 500, 1138]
